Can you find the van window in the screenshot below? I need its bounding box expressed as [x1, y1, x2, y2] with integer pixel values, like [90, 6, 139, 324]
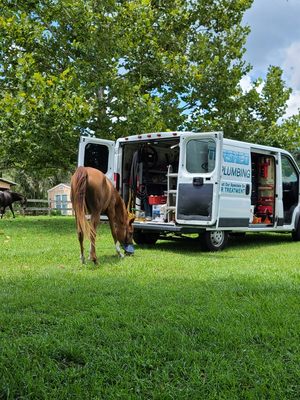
[186, 139, 216, 173]
[282, 156, 298, 183]
[84, 143, 109, 173]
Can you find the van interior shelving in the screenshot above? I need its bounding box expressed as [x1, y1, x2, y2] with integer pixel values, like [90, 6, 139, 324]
[120, 139, 180, 222]
[250, 153, 276, 226]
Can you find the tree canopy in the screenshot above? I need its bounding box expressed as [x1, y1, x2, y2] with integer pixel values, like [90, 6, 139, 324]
[0, 0, 299, 179]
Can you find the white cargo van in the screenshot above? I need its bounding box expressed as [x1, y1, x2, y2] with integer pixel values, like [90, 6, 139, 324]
[77, 131, 300, 251]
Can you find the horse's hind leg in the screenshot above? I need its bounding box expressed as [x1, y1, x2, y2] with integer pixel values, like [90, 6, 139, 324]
[78, 230, 85, 264]
[89, 214, 99, 264]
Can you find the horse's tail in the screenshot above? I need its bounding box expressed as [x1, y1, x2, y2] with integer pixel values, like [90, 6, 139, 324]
[71, 167, 93, 239]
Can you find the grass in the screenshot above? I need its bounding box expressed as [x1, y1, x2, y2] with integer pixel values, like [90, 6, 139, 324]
[0, 216, 299, 399]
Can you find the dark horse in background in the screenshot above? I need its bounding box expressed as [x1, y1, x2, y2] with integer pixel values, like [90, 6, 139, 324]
[71, 166, 135, 264]
[0, 190, 27, 218]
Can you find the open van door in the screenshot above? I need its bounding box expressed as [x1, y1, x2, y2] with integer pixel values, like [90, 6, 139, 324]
[176, 132, 223, 226]
[78, 136, 115, 182]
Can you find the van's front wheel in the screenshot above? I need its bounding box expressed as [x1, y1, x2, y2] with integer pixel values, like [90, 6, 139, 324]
[204, 230, 228, 251]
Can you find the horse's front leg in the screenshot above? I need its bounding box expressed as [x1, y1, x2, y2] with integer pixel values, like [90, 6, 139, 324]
[107, 209, 124, 258]
[9, 205, 15, 218]
[115, 240, 124, 258]
[89, 214, 99, 264]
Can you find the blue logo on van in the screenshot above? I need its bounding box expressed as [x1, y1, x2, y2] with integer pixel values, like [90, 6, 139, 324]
[223, 150, 249, 165]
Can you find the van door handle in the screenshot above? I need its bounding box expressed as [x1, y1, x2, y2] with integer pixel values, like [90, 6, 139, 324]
[193, 177, 204, 186]
[246, 184, 250, 195]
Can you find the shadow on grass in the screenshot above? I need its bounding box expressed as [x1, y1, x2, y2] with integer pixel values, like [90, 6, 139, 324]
[139, 232, 294, 256]
[80, 254, 125, 270]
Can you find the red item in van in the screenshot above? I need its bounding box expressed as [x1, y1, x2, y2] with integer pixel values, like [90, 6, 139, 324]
[148, 195, 167, 205]
[257, 205, 273, 214]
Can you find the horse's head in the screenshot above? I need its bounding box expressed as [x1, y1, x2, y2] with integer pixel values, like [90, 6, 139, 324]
[117, 216, 135, 255]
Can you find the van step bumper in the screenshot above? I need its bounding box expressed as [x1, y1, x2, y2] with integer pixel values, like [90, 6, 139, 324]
[133, 221, 182, 232]
[133, 221, 203, 234]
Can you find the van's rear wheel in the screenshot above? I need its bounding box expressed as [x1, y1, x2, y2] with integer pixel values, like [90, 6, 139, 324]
[133, 231, 159, 245]
[204, 230, 228, 251]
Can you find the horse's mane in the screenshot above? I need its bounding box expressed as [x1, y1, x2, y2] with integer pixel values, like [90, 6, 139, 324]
[114, 191, 128, 226]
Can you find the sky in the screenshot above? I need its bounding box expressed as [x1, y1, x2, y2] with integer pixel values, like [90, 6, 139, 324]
[242, 0, 300, 118]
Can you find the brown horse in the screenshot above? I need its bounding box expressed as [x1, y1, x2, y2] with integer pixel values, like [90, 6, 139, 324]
[71, 166, 135, 264]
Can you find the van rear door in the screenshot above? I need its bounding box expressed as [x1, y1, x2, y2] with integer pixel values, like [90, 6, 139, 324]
[78, 136, 115, 182]
[176, 132, 222, 225]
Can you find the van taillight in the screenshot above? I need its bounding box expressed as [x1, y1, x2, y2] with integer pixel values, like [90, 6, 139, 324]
[114, 173, 120, 191]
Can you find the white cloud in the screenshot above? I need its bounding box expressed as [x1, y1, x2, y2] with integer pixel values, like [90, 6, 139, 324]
[240, 75, 252, 93]
[239, 75, 264, 94]
[281, 41, 300, 117]
[285, 90, 300, 118]
[283, 41, 300, 90]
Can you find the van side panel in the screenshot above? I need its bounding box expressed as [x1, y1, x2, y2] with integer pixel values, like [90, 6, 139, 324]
[217, 142, 251, 228]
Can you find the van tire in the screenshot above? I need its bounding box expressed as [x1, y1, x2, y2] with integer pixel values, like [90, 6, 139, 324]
[133, 231, 159, 245]
[292, 219, 300, 241]
[204, 230, 228, 251]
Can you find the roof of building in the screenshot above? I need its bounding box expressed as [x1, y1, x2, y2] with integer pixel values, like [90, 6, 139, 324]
[0, 177, 17, 185]
[47, 183, 71, 192]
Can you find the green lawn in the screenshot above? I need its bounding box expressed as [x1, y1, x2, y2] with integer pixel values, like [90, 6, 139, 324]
[0, 217, 299, 399]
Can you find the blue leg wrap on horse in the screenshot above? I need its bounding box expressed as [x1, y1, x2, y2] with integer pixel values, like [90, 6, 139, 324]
[123, 244, 135, 254]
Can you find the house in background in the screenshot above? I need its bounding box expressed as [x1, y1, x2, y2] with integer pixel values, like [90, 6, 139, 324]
[0, 177, 17, 191]
[47, 183, 72, 215]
